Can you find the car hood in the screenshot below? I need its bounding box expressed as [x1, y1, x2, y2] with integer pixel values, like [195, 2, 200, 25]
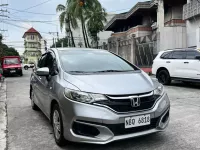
[64, 71, 158, 95]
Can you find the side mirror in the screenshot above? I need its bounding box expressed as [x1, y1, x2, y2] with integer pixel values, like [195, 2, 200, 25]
[36, 67, 49, 76]
[195, 55, 200, 60]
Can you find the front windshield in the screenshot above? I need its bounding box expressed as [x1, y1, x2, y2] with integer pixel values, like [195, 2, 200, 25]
[59, 50, 136, 74]
[3, 58, 19, 65]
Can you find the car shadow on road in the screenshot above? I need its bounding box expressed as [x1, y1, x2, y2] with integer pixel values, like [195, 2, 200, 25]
[166, 81, 200, 89]
[59, 132, 167, 150]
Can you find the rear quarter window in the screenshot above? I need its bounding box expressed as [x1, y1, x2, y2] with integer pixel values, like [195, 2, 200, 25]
[160, 52, 172, 59]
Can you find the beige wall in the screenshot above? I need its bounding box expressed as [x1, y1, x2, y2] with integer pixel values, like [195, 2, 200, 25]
[165, 5, 183, 23]
[160, 26, 187, 51]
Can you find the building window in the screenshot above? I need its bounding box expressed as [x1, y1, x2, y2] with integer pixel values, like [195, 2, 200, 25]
[31, 35, 34, 40]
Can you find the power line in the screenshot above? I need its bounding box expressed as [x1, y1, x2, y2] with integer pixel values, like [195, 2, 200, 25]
[7, 7, 56, 16]
[2, 19, 58, 26]
[2, 21, 51, 35]
[5, 18, 58, 23]
[11, 0, 54, 15]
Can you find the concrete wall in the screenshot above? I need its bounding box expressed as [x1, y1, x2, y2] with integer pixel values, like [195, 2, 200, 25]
[165, 7, 172, 23]
[165, 5, 183, 23]
[160, 26, 187, 51]
[172, 5, 183, 19]
[186, 15, 200, 48]
[142, 15, 151, 26]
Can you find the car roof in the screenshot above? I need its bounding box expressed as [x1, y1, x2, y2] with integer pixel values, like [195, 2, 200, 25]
[50, 48, 108, 53]
[165, 48, 197, 51]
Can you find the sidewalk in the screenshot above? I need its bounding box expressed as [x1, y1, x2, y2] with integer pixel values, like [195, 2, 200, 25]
[0, 80, 7, 150]
[141, 68, 152, 75]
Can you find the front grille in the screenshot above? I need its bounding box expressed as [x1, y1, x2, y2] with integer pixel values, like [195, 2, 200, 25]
[95, 92, 159, 113]
[106, 117, 159, 136]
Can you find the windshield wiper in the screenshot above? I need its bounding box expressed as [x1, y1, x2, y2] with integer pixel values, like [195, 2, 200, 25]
[68, 71, 89, 74]
[92, 70, 134, 73]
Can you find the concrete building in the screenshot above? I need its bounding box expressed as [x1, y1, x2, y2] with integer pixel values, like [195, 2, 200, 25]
[105, 0, 187, 53]
[22, 27, 42, 64]
[183, 0, 200, 49]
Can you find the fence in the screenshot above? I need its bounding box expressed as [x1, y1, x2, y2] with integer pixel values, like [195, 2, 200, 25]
[107, 34, 157, 67]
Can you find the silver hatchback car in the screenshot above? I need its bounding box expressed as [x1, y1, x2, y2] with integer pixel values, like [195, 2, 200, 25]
[30, 48, 170, 146]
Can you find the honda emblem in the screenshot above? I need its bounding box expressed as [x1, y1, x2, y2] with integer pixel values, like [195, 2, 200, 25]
[130, 97, 141, 107]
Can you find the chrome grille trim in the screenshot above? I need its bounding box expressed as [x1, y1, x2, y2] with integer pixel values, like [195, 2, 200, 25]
[106, 91, 154, 100]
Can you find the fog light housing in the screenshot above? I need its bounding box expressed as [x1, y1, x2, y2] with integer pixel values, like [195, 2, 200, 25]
[72, 121, 100, 137]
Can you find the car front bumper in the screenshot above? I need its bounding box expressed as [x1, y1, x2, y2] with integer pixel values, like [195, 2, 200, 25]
[60, 93, 170, 144]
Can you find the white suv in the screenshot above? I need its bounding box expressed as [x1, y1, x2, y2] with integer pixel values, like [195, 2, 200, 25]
[152, 49, 200, 85]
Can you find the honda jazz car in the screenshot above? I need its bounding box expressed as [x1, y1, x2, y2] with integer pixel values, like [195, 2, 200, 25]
[30, 48, 170, 146]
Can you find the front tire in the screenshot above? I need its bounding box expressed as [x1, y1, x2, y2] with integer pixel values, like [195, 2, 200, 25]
[19, 72, 23, 76]
[52, 104, 66, 146]
[157, 70, 171, 85]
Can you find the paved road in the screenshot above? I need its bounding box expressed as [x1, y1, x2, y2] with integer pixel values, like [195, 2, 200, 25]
[7, 71, 200, 150]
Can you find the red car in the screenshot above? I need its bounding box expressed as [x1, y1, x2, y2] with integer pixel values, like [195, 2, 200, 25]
[1, 56, 23, 76]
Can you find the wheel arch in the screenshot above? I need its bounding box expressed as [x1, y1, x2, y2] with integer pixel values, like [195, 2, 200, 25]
[50, 99, 59, 124]
[30, 85, 32, 99]
[156, 67, 170, 78]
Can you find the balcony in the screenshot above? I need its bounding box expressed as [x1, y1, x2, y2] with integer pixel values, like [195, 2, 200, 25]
[111, 25, 152, 38]
[183, 1, 200, 20]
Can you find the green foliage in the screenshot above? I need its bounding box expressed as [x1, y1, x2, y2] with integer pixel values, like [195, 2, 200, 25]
[57, 0, 107, 48]
[0, 34, 19, 60]
[86, 7, 107, 47]
[56, 4, 77, 47]
[51, 37, 69, 48]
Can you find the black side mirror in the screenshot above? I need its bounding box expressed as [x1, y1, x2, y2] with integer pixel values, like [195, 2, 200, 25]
[195, 55, 200, 60]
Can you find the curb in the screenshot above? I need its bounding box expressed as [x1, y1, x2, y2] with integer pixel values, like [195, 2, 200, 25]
[0, 80, 7, 150]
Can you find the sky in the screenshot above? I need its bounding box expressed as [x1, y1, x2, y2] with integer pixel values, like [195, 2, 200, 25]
[1, 0, 146, 54]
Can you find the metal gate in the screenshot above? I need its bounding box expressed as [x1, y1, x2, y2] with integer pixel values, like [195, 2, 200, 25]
[135, 41, 156, 67]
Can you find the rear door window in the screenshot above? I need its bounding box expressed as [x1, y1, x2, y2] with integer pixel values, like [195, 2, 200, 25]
[186, 51, 197, 59]
[171, 51, 186, 59]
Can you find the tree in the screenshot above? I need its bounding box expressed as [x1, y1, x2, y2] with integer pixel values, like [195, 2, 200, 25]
[0, 34, 19, 61]
[67, 0, 102, 48]
[51, 37, 69, 48]
[86, 7, 107, 48]
[56, 4, 78, 47]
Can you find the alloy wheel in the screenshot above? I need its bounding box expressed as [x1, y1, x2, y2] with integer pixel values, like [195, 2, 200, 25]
[53, 110, 61, 140]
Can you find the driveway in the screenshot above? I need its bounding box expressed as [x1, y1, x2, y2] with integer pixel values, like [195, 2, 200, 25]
[6, 70, 200, 150]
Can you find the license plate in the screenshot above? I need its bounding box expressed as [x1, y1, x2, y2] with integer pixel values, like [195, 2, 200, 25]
[10, 70, 16, 73]
[125, 114, 151, 129]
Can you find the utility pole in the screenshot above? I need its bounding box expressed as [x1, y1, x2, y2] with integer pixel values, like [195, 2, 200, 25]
[0, 3, 9, 58]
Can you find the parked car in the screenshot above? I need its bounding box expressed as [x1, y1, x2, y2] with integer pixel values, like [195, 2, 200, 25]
[152, 48, 200, 85]
[30, 48, 170, 146]
[1, 56, 23, 77]
[23, 63, 35, 70]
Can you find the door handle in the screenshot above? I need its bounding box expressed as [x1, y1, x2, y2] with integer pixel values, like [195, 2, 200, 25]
[184, 62, 189, 64]
[166, 61, 171, 63]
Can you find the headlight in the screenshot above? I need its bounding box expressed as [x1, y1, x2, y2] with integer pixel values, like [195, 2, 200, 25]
[153, 84, 164, 96]
[64, 88, 107, 104]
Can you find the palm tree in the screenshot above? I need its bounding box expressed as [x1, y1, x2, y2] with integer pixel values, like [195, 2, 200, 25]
[67, 0, 102, 48]
[86, 7, 107, 48]
[56, 4, 77, 47]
